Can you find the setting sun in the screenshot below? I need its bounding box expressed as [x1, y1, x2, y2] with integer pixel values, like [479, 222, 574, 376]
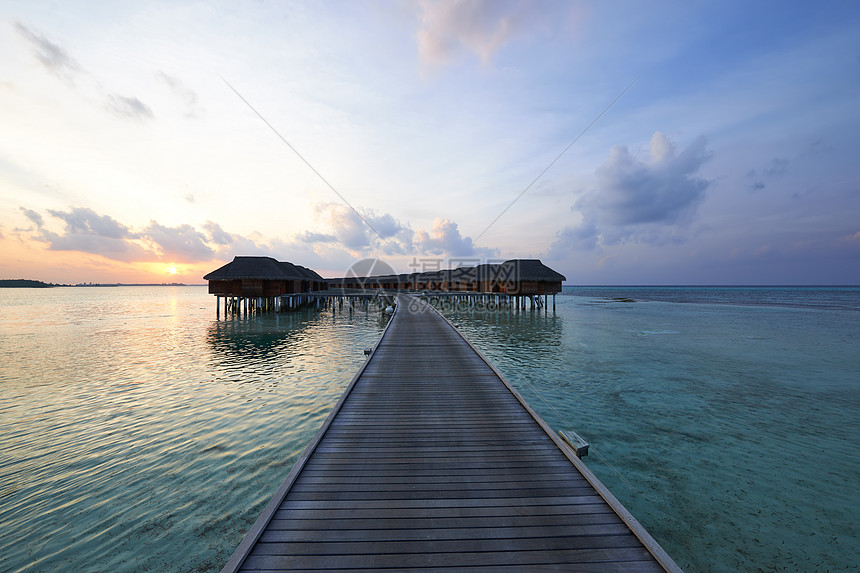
[166, 266, 178, 275]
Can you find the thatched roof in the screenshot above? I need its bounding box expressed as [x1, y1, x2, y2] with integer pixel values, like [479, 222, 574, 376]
[204, 256, 307, 281]
[294, 264, 324, 281]
[320, 259, 566, 287]
[278, 261, 302, 279]
[451, 266, 477, 281]
[499, 259, 566, 282]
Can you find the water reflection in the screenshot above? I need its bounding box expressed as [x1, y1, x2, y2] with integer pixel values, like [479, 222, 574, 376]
[438, 305, 564, 351]
[206, 310, 313, 361]
[206, 306, 391, 361]
[204, 304, 393, 401]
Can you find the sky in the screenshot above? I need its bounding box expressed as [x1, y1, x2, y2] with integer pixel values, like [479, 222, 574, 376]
[1, 0, 859, 285]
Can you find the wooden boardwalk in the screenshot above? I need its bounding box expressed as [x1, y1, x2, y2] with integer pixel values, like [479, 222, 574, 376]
[222, 295, 681, 572]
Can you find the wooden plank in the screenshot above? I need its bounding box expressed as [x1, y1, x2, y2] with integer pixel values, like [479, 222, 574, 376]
[249, 533, 645, 556]
[297, 452, 571, 464]
[282, 486, 600, 502]
[240, 546, 659, 569]
[264, 512, 622, 531]
[272, 502, 617, 521]
[238, 564, 664, 573]
[291, 471, 585, 485]
[296, 465, 575, 475]
[311, 442, 559, 451]
[259, 523, 632, 542]
[289, 474, 587, 488]
[297, 461, 581, 473]
[278, 495, 610, 511]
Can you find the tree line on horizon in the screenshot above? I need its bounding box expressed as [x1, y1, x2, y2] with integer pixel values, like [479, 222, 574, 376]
[0, 279, 60, 288]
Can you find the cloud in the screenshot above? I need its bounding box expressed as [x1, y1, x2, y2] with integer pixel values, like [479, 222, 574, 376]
[765, 157, 789, 178]
[307, 203, 495, 258]
[28, 207, 150, 261]
[747, 157, 790, 191]
[413, 217, 497, 257]
[364, 210, 416, 255]
[18, 207, 364, 268]
[204, 220, 303, 259]
[43, 232, 149, 261]
[106, 94, 154, 121]
[22, 207, 218, 263]
[748, 176, 766, 192]
[416, 0, 558, 66]
[203, 221, 234, 245]
[309, 203, 496, 257]
[296, 231, 338, 244]
[14, 22, 81, 81]
[309, 203, 415, 255]
[19, 207, 44, 228]
[143, 222, 215, 262]
[13, 22, 156, 124]
[593, 132, 710, 227]
[47, 207, 133, 239]
[550, 132, 711, 253]
[17, 205, 502, 272]
[314, 203, 370, 250]
[548, 219, 599, 255]
[366, 211, 406, 239]
[156, 72, 200, 117]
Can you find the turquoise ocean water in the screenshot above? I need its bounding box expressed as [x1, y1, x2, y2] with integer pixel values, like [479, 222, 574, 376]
[1, 285, 858, 571]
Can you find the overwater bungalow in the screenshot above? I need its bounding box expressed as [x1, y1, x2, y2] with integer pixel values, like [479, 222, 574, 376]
[488, 259, 566, 295]
[204, 256, 326, 297]
[326, 259, 565, 296]
[205, 257, 565, 314]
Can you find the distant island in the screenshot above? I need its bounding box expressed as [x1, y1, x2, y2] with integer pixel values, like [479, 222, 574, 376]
[0, 279, 189, 288]
[0, 279, 61, 288]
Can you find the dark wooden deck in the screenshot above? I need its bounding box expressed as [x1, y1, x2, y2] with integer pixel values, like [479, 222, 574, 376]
[222, 295, 681, 572]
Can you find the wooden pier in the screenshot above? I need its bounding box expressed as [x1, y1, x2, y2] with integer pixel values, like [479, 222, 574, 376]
[221, 295, 681, 572]
[214, 290, 554, 317]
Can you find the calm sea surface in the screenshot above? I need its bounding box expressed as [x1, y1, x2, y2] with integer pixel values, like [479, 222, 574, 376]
[0, 287, 388, 572]
[1, 285, 858, 572]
